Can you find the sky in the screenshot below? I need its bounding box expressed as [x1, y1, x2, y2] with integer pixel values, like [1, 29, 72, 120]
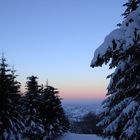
[0, 0, 125, 100]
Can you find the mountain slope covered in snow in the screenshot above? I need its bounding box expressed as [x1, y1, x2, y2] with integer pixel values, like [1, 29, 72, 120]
[58, 133, 105, 140]
[62, 100, 102, 121]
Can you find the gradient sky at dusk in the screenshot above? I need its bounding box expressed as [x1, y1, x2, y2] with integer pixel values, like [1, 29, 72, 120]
[0, 0, 125, 100]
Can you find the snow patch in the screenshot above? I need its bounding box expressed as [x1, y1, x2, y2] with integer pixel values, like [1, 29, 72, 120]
[57, 133, 106, 140]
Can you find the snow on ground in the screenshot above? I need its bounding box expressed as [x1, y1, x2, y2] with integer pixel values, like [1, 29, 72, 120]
[58, 133, 105, 140]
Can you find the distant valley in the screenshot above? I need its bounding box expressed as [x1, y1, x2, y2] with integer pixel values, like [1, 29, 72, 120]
[62, 100, 102, 121]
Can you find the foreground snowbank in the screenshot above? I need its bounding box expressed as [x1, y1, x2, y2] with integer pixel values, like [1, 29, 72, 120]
[58, 133, 105, 140]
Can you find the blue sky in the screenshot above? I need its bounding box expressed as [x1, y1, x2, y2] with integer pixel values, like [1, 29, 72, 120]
[0, 0, 125, 100]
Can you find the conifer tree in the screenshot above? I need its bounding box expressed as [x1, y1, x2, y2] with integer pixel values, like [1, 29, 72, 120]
[0, 55, 23, 139]
[39, 84, 44, 95]
[10, 66, 21, 103]
[23, 75, 44, 140]
[91, 0, 140, 139]
[123, 0, 140, 17]
[41, 84, 69, 140]
[26, 76, 40, 94]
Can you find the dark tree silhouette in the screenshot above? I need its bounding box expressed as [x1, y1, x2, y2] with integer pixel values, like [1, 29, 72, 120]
[0, 55, 69, 140]
[23, 75, 44, 140]
[40, 84, 69, 140]
[70, 112, 102, 134]
[26, 76, 40, 94]
[0, 55, 24, 139]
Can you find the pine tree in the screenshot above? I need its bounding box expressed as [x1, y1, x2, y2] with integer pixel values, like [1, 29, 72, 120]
[122, 0, 140, 18]
[39, 84, 44, 95]
[41, 84, 69, 140]
[0, 55, 24, 140]
[10, 66, 21, 103]
[23, 75, 44, 140]
[26, 76, 40, 94]
[91, 1, 140, 139]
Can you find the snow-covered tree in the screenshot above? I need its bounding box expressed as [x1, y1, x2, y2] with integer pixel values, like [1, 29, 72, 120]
[23, 75, 44, 140]
[0, 55, 24, 140]
[41, 84, 69, 140]
[122, 0, 140, 18]
[91, 0, 140, 139]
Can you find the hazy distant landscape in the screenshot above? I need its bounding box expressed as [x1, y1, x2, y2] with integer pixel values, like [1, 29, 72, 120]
[62, 99, 102, 121]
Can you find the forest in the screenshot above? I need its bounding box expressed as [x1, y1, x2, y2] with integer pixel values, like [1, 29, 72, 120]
[1, 0, 140, 140]
[0, 55, 69, 140]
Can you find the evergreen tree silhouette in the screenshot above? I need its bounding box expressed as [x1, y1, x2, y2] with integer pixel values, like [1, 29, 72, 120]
[0, 55, 24, 139]
[41, 84, 69, 140]
[23, 75, 44, 140]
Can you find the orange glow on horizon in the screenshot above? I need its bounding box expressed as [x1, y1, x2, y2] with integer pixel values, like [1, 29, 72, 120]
[59, 86, 107, 100]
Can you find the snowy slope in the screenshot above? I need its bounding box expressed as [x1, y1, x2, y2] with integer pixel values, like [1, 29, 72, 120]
[62, 100, 102, 121]
[58, 133, 105, 140]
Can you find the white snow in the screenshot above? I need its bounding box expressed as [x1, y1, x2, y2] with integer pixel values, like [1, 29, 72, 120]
[91, 28, 124, 65]
[3, 130, 8, 140]
[123, 101, 139, 115]
[58, 133, 106, 140]
[63, 101, 101, 121]
[91, 6, 140, 67]
[90, 1, 140, 139]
